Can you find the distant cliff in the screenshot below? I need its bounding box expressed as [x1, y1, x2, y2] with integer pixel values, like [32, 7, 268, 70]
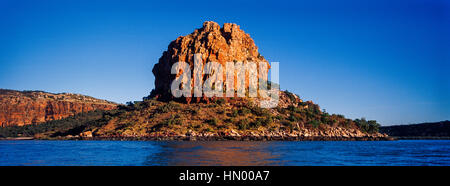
[380, 121, 450, 138]
[0, 89, 117, 126]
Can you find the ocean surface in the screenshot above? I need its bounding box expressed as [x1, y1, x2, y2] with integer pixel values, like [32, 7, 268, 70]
[0, 140, 449, 166]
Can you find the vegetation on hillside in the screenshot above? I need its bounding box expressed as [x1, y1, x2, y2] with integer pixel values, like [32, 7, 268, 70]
[0, 91, 382, 138]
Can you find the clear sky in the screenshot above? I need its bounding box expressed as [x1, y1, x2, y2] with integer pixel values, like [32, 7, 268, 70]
[0, 0, 448, 125]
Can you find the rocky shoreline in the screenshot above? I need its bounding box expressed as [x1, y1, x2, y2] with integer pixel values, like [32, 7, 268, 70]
[19, 126, 394, 141]
[1, 130, 396, 141]
[29, 129, 394, 141]
[0, 135, 397, 141]
[0, 136, 393, 141]
[79, 136, 394, 141]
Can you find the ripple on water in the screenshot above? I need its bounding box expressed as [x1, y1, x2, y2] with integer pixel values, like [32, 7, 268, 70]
[0, 140, 449, 166]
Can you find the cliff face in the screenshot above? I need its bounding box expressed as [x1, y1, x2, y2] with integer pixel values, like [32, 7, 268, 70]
[0, 89, 117, 126]
[151, 21, 269, 100]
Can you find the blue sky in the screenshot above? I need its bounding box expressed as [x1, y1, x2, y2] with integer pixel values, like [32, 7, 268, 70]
[0, 0, 448, 125]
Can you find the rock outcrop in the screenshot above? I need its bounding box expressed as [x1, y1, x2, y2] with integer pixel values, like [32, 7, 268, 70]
[0, 22, 390, 141]
[151, 21, 269, 100]
[0, 89, 117, 126]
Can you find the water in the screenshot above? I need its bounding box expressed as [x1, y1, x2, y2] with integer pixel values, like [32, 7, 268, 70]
[0, 140, 449, 166]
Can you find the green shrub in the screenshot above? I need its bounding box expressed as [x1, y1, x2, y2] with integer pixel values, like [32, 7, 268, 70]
[321, 114, 331, 125]
[285, 91, 298, 103]
[207, 118, 219, 126]
[250, 106, 271, 117]
[274, 115, 284, 121]
[238, 108, 251, 115]
[282, 120, 295, 131]
[190, 108, 199, 115]
[287, 105, 301, 113]
[308, 120, 321, 128]
[288, 115, 298, 122]
[367, 120, 381, 133]
[156, 102, 180, 113]
[251, 116, 272, 128]
[237, 118, 250, 130]
[160, 115, 182, 126]
[203, 127, 214, 132]
[263, 116, 273, 126]
[337, 114, 345, 118]
[229, 109, 239, 117]
[215, 98, 226, 105]
[355, 118, 380, 133]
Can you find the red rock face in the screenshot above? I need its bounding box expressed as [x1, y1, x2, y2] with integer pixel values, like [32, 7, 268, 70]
[0, 89, 117, 127]
[151, 21, 270, 100]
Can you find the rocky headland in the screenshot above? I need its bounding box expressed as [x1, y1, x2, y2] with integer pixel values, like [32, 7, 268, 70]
[0, 21, 391, 141]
